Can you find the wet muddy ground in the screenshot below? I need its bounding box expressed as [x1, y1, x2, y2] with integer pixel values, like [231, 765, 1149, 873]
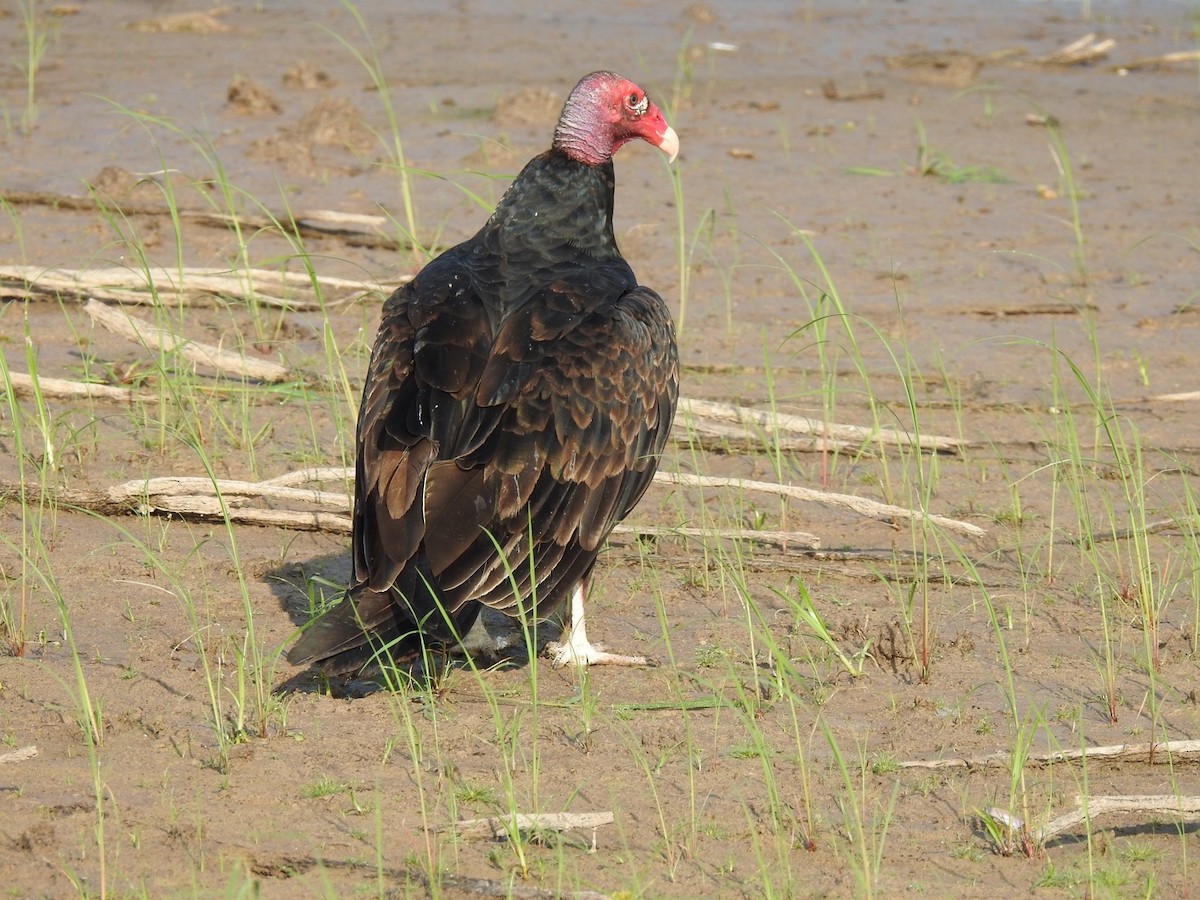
[3, 1, 1200, 896]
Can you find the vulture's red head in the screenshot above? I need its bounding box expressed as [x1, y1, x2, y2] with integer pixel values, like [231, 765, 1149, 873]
[553, 71, 679, 167]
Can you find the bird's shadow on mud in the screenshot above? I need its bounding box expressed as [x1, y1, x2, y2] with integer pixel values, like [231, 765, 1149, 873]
[263, 550, 565, 698]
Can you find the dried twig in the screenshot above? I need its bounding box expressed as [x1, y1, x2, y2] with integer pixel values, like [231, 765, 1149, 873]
[84, 298, 293, 383]
[450, 811, 614, 841]
[611, 523, 821, 549]
[821, 80, 885, 102]
[0, 464, 979, 545]
[104, 475, 351, 511]
[1036, 795, 1200, 843]
[0, 190, 416, 252]
[0, 474, 820, 546]
[677, 398, 965, 454]
[899, 738, 1200, 770]
[1150, 389, 1200, 402]
[675, 416, 867, 455]
[437, 875, 608, 900]
[1115, 49, 1200, 72]
[131, 6, 232, 34]
[988, 795, 1200, 846]
[952, 300, 1094, 317]
[884, 51, 983, 88]
[1, 264, 392, 309]
[0, 745, 38, 765]
[3, 371, 151, 403]
[0, 475, 354, 533]
[244, 852, 606, 899]
[263, 466, 353, 488]
[657, 471, 987, 538]
[1036, 33, 1115, 66]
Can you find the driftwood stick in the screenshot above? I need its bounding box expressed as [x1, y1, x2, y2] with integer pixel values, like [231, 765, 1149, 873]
[1036, 33, 1115, 66]
[0, 465, 975, 544]
[0, 477, 353, 532]
[0, 745, 38, 765]
[1036, 795, 1200, 843]
[677, 397, 965, 454]
[0, 191, 417, 252]
[675, 416, 870, 455]
[3, 371, 152, 403]
[291, 209, 389, 230]
[1150, 390, 1200, 402]
[450, 811, 614, 841]
[1, 264, 393, 309]
[611, 523, 821, 549]
[0, 476, 817, 546]
[899, 738, 1200, 770]
[239, 852, 606, 899]
[106, 475, 352, 510]
[656, 471, 987, 538]
[988, 795, 1200, 846]
[262, 467, 353, 488]
[1116, 49, 1200, 72]
[147, 500, 352, 532]
[187, 210, 398, 245]
[84, 298, 293, 383]
[437, 874, 609, 900]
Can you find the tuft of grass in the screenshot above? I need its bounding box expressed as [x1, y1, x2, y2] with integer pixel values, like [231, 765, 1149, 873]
[1045, 122, 1087, 281]
[846, 119, 1008, 184]
[325, 0, 422, 258]
[303, 775, 351, 799]
[771, 580, 870, 678]
[16, 0, 54, 134]
[821, 717, 899, 899]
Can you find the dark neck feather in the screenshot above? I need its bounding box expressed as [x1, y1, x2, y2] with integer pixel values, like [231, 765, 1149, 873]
[483, 150, 621, 262]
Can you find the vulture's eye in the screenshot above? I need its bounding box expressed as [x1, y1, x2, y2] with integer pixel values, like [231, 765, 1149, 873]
[627, 92, 648, 115]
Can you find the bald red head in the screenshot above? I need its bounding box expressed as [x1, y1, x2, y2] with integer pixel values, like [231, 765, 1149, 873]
[552, 71, 679, 166]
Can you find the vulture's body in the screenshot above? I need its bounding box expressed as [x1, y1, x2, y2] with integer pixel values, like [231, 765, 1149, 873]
[288, 72, 679, 675]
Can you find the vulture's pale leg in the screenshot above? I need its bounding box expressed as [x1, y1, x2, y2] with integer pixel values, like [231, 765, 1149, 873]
[547, 582, 647, 668]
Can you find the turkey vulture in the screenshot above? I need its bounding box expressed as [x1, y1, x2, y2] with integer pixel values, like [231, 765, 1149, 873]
[287, 71, 679, 676]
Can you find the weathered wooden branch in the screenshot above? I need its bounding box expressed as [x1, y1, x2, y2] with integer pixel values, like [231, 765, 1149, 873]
[1036, 33, 1115, 66]
[0, 190, 416, 252]
[0, 476, 354, 533]
[899, 738, 1200, 770]
[263, 466, 353, 488]
[0, 745, 38, 765]
[677, 398, 965, 454]
[675, 415, 868, 455]
[657, 471, 987, 538]
[610, 523, 821, 549]
[988, 794, 1200, 846]
[3, 371, 152, 403]
[0, 464, 977, 547]
[105, 475, 351, 510]
[84, 298, 293, 383]
[1115, 49, 1200, 72]
[1038, 795, 1200, 843]
[0, 475, 819, 546]
[1, 264, 393, 309]
[436, 874, 608, 900]
[242, 851, 606, 899]
[449, 811, 614, 841]
[1150, 389, 1200, 402]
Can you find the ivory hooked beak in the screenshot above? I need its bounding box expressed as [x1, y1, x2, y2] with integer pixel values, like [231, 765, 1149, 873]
[657, 125, 680, 163]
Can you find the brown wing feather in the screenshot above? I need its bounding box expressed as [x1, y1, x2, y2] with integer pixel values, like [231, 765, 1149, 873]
[431, 281, 678, 617]
[290, 247, 677, 674]
[351, 288, 426, 591]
